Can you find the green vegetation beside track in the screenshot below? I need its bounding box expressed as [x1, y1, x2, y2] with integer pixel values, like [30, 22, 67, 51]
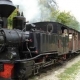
[58, 61, 80, 80]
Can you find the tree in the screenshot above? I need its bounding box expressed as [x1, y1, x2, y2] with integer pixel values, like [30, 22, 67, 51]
[56, 11, 71, 24]
[56, 11, 80, 31]
[39, 0, 80, 31]
[8, 9, 17, 29]
[37, 0, 58, 21]
[50, 8, 59, 21]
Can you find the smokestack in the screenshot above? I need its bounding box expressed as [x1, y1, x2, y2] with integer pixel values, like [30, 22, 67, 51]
[0, 0, 16, 18]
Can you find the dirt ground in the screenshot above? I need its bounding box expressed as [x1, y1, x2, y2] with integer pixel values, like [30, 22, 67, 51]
[29, 55, 80, 80]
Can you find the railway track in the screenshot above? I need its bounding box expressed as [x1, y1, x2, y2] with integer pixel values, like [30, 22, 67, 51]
[28, 54, 80, 80]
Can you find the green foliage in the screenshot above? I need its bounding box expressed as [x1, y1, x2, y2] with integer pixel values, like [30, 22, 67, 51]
[39, 0, 80, 31]
[56, 11, 71, 24]
[8, 9, 17, 29]
[56, 11, 80, 31]
[50, 8, 59, 21]
[58, 61, 80, 80]
[7, 1, 80, 31]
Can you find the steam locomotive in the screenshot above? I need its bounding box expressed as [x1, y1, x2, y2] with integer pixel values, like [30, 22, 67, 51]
[0, 0, 80, 80]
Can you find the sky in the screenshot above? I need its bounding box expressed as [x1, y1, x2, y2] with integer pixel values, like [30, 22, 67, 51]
[11, 0, 80, 22]
[56, 0, 80, 22]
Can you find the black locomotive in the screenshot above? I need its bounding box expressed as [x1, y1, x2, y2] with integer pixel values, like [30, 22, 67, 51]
[0, 0, 80, 80]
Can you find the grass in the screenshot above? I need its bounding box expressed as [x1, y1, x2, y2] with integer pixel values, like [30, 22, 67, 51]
[58, 61, 80, 80]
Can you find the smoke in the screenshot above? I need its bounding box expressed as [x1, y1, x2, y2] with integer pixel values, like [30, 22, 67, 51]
[11, 0, 57, 23]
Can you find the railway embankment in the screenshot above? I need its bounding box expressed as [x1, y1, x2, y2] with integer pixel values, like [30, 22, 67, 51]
[29, 55, 80, 80]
